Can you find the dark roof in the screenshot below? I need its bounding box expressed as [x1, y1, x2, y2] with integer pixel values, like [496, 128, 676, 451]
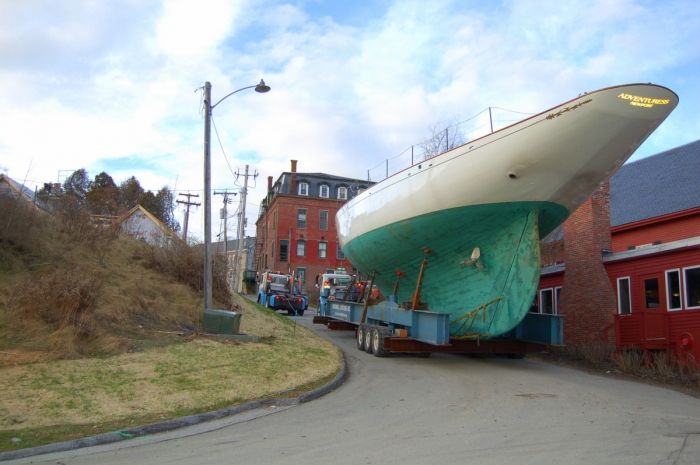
[610, 139, 700, 227]
[0, 174, 52, 212]
[279, 171, 370, 184]
[273, 171, 373, 199]
[0, 174, 35, 202]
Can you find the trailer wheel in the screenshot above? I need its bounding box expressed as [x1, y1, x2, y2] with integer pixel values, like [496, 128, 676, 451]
[371, 328, 388, 357]
[506, 353, 526, 359]
[363, 326, 373, 354]
[356, 326, 365, 351]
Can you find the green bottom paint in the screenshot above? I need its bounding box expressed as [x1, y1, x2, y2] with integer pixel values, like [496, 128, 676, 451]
[342, 202, 569, 338]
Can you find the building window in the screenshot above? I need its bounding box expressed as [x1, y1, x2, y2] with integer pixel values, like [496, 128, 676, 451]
[666, 269, 682, 311]
[540, 288, 554, 314]
[319, 184, 329, 198]
[298, 182, 309, 196]
[555, 286, 562, 313]
[617, 277, 631, 315]
[296, 267, 306, 284]
[337, 186, 348, 200]
[296, 239, 306, 257]
[280, 240, 289, 262]
[644, 278, 660, 309]
[336, 244, 345, 260]
[319, 210, 328, 231]
[297, 208, 307, 228]
[683, 266, 700, 309]
[318, 241, 327, 259]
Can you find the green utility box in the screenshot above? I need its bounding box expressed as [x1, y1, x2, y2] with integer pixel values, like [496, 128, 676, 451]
[203, 308, 241, 335]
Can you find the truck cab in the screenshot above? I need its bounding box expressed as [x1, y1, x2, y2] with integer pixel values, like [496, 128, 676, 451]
[318, 271, 352, 313]
[257, 271, 305, 316]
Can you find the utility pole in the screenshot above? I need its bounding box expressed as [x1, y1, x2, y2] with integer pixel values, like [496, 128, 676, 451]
[233, 164, 257, 293]
[201, 79, 269, 312]
[176, 193, 200, 242]
[214, 190, 237, 254]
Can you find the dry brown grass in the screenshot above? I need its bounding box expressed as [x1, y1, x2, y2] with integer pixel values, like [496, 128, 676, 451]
[547, 341, 700, 395]
[0, 196, 210, 360]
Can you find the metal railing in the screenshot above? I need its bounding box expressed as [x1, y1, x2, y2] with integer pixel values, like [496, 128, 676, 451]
[365, 107, 532, 182]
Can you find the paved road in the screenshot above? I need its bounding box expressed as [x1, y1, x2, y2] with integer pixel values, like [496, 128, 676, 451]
[10, 313, 700, 465]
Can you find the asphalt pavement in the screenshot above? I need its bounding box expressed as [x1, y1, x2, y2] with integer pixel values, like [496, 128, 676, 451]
[4, 311, 700, 465]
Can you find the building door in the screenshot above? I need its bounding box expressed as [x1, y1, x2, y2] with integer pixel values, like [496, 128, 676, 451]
[640, 272, 666, 312]
[638, 272, 668, 345]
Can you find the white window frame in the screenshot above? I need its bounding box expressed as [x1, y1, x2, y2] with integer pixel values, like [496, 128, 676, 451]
[319, 210, 328, 231]
[296, 239, 306, 257]
[617, 276, 631, 315]
[298, 182, 309, 196]
[297, 208, 307, 229]
[318, 241, 327, 259]
[682, 265, 700, 310]
[337, 186, 348, 200]
[539, 288, 555, 315]
[319, 184, 329, 198]
[336, 243, 345, 260]
[665, 268, 682, 311]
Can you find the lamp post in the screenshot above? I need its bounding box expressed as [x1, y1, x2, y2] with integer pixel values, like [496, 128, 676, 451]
[203, 79, 270, 311]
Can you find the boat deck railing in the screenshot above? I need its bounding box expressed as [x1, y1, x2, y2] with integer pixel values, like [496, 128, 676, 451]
[365, 107, 532, 182]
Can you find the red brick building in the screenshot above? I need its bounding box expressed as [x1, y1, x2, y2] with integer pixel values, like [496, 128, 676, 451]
[537, 140, 700, 363]
[254, 160, 372, 301]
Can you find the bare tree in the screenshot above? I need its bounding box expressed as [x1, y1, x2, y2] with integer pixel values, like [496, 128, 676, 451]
[420, 120, 467, 160]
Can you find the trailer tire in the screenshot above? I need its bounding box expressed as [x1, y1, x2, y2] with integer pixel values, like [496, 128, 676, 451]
[356, 326, 365, 351]
[506, 353, 526, 359]
[363, 326, 373, 354]
[371, 328, 388, 357]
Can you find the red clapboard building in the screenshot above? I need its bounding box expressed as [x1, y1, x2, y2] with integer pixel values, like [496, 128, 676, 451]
[537, 139, 700, 365]
[254, 160, 372, 302]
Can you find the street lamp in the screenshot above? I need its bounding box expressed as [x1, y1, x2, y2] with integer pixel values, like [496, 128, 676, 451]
[203, 79, 270, 311]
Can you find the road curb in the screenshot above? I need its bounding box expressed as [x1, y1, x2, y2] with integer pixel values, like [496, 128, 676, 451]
[0, 343, 347, 462]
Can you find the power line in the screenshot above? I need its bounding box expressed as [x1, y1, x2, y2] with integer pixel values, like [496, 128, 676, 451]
[176, 193, 200, 242]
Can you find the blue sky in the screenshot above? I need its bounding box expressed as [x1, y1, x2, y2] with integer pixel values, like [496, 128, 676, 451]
[1, 0, 699, 241]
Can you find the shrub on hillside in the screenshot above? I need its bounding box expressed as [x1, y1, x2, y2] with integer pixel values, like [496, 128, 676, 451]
[3, 268, 110, 356]
[0, 197, 47, 264]
[137, 240, 231, 306]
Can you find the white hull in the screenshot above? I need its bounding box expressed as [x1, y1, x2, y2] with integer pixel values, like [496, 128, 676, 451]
[338, 84, 678, 247]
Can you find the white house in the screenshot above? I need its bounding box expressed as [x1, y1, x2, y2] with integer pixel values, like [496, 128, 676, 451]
[117, 205, 176, 246]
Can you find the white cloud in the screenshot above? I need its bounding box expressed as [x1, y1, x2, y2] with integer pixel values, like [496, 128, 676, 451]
[1, 0, 698, 240]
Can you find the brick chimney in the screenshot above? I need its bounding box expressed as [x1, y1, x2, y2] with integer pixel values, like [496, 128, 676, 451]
[267, 176, 273, 193]
[290, 160, 298, 195]
[559, 181, 617, 347]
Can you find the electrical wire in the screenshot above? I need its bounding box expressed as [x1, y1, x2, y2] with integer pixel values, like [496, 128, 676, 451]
[210, 114, 238, 181]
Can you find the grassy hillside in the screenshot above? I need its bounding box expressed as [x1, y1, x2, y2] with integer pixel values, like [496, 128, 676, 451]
[0, 196, 208, 360]
[0, 196, 341, 451]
